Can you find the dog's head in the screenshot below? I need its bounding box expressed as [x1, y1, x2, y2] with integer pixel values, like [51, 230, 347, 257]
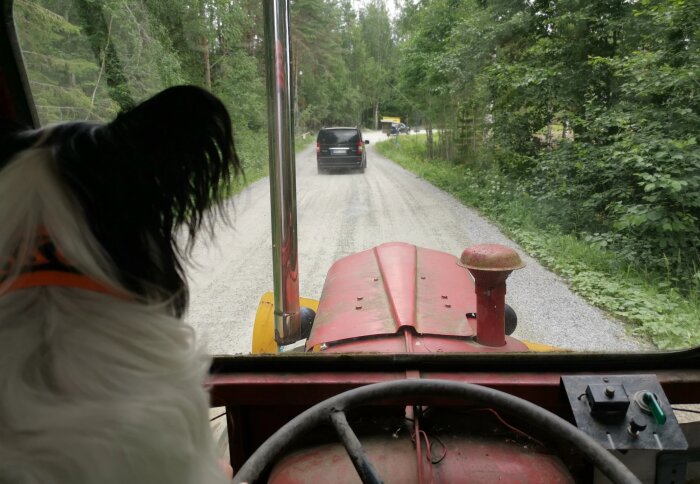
[1, 86, 241, 316]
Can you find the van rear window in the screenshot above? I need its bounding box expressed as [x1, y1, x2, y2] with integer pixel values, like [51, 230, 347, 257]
[318, 129, 359, 144]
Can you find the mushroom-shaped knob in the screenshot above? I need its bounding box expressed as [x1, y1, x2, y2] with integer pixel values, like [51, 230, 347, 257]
[460, 244, 525, 272]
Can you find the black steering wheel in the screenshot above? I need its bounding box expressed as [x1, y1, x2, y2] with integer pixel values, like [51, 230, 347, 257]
[233, 379, 640, 484]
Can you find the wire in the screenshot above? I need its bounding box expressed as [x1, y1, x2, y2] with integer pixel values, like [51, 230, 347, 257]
[672, 407, 700, 415]
[465, 408, 544, 447]
[413, 407, 447, 464]
[418, 429, 434, 483]
[428, 433, 447, 464]
[210, 412, 226, 422]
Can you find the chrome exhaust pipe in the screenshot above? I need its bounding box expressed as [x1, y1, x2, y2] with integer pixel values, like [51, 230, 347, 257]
[263, 0, 301, 345]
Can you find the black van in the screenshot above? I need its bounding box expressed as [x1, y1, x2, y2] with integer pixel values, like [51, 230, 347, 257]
[316, 127, 369, 173]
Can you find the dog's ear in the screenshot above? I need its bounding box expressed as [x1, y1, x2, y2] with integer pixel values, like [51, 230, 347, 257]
[103, 85, 242, 240]
[49, 86, 242, 315]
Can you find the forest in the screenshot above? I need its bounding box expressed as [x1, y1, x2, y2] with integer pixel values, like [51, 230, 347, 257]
[14, 0, 407, 177]
[13, 0, 700, 345]
[405, 0, 699, 280]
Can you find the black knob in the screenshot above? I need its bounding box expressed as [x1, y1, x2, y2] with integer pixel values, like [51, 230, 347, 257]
[628, 418, 647, 436]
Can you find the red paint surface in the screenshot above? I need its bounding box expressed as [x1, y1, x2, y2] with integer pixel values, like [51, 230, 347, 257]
[476, 283, 507, 346]
[306, 242, 479, 349]
[268, 436, 573, 483]
[209, 370, 700, 407]
[470, 270, 512, 347]
[320, 331, 528, 353]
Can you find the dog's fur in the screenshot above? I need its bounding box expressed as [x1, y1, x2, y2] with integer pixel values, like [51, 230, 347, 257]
[0, 86, 241, 483]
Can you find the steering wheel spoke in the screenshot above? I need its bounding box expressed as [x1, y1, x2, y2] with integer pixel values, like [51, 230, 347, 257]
[329, 410, 384, 484]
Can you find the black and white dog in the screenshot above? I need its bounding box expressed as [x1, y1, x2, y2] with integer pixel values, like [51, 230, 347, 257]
[0, 86, 240, 483]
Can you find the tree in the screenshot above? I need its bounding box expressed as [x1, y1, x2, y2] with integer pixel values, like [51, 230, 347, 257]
[14, 0, 116, 122]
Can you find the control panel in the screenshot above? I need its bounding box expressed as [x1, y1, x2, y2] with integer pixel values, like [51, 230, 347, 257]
[561, 375, 687, 451]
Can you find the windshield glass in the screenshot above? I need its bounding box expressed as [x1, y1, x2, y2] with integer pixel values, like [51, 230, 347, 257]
[12, 0, 699, 355]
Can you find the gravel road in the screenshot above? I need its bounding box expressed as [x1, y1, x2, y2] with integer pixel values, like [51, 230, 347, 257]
[185, 130, 649, 355]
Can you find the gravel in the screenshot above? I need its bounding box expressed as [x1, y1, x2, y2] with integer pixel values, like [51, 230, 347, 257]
[185, 130, 650, 355]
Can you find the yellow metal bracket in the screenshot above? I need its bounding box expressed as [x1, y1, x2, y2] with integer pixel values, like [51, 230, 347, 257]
[522, 340, 568, 352]
[251, 292, 320, 354]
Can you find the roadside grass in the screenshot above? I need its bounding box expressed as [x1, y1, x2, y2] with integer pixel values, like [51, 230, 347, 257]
[377, 134, 700, 350]
[226, 130, 314, 197]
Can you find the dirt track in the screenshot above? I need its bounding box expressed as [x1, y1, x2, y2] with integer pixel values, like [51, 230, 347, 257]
[185, 130, 648, 355]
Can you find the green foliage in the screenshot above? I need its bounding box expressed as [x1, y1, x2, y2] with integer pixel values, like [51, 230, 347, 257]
[16, 0, 409, 134]
[293, 0, 353, 127]
[397, 0, 477, 148]
[15, 0, 113, 122]
[15, 0, 268, 169]
[290, 0, 401, 130]
[395, 0, 700, 294]
[377, 136, 700, 349]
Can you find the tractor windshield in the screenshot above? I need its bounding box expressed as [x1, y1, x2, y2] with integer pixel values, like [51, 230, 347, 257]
[11, 0, 699, 355]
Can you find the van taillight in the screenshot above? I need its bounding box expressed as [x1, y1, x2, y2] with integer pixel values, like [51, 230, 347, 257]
[357, 140, 363, 153]
[316, 141, 320, 153]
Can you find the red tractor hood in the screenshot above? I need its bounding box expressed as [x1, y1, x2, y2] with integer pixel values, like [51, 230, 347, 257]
[306, 242, 527, 352]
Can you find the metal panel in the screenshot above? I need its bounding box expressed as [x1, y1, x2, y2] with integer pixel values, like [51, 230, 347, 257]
[306, 242, 478, 348]
[268, 437, 573, 483]
[210, 370, 700, 409]
[562, 375, 688, 451]
[656, 449, 700, 484]
[319, 333, 529, 353]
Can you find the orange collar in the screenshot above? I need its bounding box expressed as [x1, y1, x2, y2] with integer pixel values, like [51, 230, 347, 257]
[1, 232, 128, 299]
[1, 271, 128, 298]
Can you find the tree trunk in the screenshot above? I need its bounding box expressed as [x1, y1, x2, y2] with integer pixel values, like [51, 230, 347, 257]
[470, 112, 474, 161]
[426, 121, 434, 159]
[202, 36, 211, 90]
[74, 0, 134, 110]
[200, 1, 211, 90]
[373, 102, 379, 130]
[446, 127, 451, 161]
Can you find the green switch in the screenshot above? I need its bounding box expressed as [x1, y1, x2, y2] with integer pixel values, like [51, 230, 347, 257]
[643, 391, 666, 425]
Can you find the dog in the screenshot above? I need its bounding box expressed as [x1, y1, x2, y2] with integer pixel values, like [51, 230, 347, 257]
[0, 86, 241, 483]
